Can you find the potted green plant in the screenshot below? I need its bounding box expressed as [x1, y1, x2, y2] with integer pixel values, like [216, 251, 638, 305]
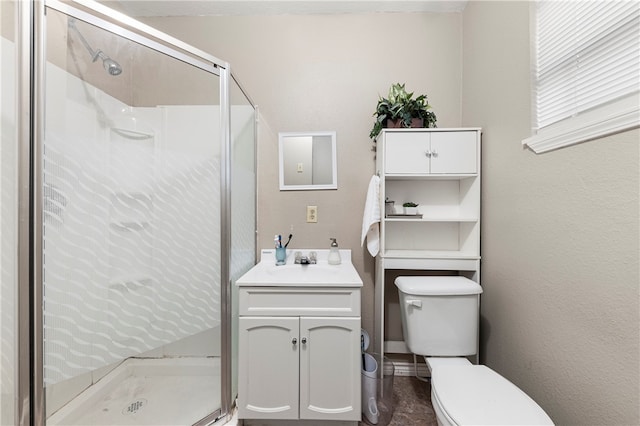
[369, 83, 437, 140]
[402, 202, 419, 215]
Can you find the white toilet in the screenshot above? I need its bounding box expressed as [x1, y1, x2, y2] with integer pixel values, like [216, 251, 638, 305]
[395, 276, 554, 426]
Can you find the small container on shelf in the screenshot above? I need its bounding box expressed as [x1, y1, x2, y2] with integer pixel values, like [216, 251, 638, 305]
[402, 202, 419, 215]
[385, 198, 395, 217]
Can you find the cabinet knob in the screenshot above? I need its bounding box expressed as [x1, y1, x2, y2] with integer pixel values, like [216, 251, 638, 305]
[425, 150, 432, 158]
[301, 337, 307, 344]
[292, 338, 297, 345]
[431, 149, 438, 157]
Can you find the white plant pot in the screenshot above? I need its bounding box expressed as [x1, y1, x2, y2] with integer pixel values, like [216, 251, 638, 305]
[404, 206, 418, 215]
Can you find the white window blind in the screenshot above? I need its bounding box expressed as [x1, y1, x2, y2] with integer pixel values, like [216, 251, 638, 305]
[523, 1, 640, 153]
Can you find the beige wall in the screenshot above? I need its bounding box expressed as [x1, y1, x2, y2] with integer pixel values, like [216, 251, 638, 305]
[142, 12, 464, 337]
[1, 1, 15, 41]
[143, 4, 639, 424]
[462, 2, 639, 425]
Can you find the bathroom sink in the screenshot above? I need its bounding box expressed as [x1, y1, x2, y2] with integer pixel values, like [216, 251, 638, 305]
[236, 249, 363, 287]
[263, 263, 342, 281]
[265, 262, 336, 274]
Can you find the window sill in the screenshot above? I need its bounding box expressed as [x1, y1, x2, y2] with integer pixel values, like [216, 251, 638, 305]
[522, 93, 640, 154]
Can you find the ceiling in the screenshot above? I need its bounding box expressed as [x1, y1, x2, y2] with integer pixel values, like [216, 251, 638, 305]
[101, 1, 468, 17]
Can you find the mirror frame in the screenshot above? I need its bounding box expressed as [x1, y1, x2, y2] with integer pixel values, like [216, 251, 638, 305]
[278, 131, 337, 191]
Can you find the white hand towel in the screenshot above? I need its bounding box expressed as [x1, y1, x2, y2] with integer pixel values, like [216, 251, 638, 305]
[361, 175, 381, 257]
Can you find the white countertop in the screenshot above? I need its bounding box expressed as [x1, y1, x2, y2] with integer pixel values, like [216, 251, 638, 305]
[236, 249, 363, 287]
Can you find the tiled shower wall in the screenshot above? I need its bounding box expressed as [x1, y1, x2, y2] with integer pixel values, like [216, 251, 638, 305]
[43, 63, 222, 386]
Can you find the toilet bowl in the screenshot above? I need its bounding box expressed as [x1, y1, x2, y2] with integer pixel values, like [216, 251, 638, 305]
[395, 276, 554, 426]
[427, 357, 554, 426]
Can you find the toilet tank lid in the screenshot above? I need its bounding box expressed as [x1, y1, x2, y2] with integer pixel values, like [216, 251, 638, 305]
[395, 276, 482, 296]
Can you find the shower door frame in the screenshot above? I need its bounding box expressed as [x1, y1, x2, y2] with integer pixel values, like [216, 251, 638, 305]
[16, 0, 239, 424]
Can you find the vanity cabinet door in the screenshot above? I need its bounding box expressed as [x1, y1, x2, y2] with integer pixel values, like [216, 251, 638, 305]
[238, 317, 299, 419]
[299, 317, 361, 421]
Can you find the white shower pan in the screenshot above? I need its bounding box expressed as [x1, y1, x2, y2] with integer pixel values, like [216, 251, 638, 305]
[47, 357, 220, 425]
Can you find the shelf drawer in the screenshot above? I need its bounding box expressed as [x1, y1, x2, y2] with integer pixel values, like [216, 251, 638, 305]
[239, 287, 361, 317]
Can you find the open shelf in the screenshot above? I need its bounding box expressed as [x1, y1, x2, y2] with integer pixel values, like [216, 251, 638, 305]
[384, 216, 478, 222]
[383, 221, 479, 255]
[384, 179, 478, 219]
[385, 173, 477, 180]
[382, 249, 480, 259]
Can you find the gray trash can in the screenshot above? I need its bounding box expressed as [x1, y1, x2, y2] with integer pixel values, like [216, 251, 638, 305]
[361, 352, 394, 426]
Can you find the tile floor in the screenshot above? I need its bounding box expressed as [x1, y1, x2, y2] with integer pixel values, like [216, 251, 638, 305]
[362, 375, 438, 426]
[229, 375, 437, 426]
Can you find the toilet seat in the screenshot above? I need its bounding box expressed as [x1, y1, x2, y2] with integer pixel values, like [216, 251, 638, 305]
[431, 364, 554, 425]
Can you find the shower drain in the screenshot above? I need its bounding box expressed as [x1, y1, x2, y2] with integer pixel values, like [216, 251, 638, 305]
[122, 398, 148, 415]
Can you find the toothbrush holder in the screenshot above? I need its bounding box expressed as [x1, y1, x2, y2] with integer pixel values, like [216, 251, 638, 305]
[275, 247, 287, 265]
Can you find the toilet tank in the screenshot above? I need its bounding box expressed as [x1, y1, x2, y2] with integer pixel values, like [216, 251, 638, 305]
[395, 276, 482, 356]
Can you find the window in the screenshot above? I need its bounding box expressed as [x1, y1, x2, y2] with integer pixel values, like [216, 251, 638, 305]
[523, 1, 640, 153]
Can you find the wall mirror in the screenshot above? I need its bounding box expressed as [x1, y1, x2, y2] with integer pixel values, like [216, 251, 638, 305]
[279, 131, 337, 190]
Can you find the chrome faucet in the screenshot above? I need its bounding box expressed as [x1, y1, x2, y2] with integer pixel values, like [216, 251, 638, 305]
[294, 251, 317, 264]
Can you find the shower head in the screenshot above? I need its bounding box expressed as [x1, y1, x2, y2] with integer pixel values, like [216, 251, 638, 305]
[68, 19, 123, 77]
[94, 50, 123, 76]
[103, 57, 123, 76]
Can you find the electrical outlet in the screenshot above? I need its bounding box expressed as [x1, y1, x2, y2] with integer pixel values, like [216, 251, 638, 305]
[307, 206, 318, 223]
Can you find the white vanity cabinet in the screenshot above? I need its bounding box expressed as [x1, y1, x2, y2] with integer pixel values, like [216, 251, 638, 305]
[236, 250, 363, 424]
[238, 312, 360, 421]
[375, 128, 481, 358]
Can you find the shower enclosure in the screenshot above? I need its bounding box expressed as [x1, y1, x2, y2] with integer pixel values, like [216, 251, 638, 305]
[1, 0, 256, 424]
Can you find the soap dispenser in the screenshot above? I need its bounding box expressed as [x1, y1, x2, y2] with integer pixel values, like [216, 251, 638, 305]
[328, 238, 341, 265]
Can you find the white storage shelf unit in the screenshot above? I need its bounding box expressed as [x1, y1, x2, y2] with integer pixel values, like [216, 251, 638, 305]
[375, 128, 481, 358]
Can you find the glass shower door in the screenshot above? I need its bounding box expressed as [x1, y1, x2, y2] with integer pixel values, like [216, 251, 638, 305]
[1, 1, 18, 424]
[43, 7, 222, 425]
[229, 76, 256, 406]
